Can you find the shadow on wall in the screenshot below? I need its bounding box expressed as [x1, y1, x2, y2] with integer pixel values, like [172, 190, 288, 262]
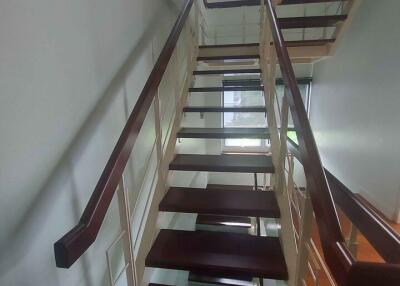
[0, 2, 179, 285]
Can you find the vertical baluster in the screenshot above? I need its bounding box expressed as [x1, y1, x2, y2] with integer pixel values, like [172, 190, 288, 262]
[277, 89, 289, 192]
[117, 176, 137, 286]
[154, 90, 164, 185]
[242, 6, 246, 43]
[294, 186, 313, 286]
[194, 0, 199, 45]
[259, 0, 265, 60]
[346, 223, 359, 257]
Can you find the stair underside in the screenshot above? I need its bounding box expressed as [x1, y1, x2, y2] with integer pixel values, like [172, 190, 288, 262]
[169, 154, 274, 173]
[196, 214, 252, 228]
[207, 184, 264, 191]
[193, 68, 261, 75]
[204, 0, 340, 9]
[189, 272, 253, 286]
[183, 106, 266, 113]
[160, 187, 280, 217]
[198, 39, 334, 50]
[279, 15, 347, 29]
[177, 128, 269, 139]
[145, 229, 288, 280]
[197, 55, 260, 61]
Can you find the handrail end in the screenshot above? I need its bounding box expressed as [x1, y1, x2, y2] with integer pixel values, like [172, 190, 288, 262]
[54, 223, 88, 268]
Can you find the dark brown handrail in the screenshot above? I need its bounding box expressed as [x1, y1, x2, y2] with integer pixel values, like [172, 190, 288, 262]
[287, 138, 400, 264]
[264, 1, 352, 284]
[54, 0, 195, 268]
[265, 0, 400, 281]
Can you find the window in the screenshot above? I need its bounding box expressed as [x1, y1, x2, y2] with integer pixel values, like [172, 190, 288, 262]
[222, 77, 311, 151]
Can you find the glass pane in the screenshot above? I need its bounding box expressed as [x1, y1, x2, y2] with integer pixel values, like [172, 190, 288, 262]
[223, 90, 264, 107]
[276, 83, 310, 128]
[287, 131, 298, 144]
[223, 90, 266, 147]
[223, 91, 267, 128]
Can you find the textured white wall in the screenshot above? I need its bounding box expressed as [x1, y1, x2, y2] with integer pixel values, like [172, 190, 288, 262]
[310, 0, 400, 221]
[0, 0, 184, 285]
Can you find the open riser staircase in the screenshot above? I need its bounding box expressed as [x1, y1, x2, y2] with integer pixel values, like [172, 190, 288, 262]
[53, 1, 400, 286]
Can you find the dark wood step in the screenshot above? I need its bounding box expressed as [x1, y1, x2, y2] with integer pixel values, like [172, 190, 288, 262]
[207, 184, 263, 191]
[189, 272, 253, 286]
[145, 229, 288, 279]
[169, 154, 274, 173]
[199, 43, 259, 49]
[285, 39, 335, 47]
[160, 187, 280, 217]
[197, 214, 252, 228]
[177, 128, 270, 139]
[183, 106, 266, 113]
[197, 55, 260, 61]
[203, 0, 340, 9]
[198, 39, 334, 49]
[279, 15, 347, 29]
[223, 79, 261, 87]
[189, 86, 263, 92]
[193, 69, 261, 75]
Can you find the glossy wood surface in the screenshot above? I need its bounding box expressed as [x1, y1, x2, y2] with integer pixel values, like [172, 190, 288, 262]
[145, 229, 288, 279]
[54, 0, 195, 268]
[160, 186, 280, 217]
[169, 154, 275, 173]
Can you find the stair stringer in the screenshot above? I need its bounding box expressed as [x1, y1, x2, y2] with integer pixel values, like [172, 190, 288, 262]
[135, 42, 199, 286]
[260, 40, 297, 286]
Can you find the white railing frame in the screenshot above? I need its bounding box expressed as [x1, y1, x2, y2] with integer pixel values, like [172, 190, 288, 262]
[101, 2, 202, 285]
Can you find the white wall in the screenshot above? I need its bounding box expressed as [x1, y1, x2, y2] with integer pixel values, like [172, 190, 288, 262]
[0, 0, 184, 285]
[310, 0, 400, 221]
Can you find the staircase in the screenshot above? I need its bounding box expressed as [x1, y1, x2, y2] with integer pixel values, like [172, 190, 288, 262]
[53, 1, 400, 286]
[145, 31, 290, 280]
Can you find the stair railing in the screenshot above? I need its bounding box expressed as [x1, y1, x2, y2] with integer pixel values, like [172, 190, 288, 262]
[261, 0, 400, 285]
[53, 2, 200, 284]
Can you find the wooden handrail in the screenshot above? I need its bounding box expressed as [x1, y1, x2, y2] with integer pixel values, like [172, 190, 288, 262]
[287, 138, 400, 264]
[54, 0, 195, 268]
[264, 1, 352, 284]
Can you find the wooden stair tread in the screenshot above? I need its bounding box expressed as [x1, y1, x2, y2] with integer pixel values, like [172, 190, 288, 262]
[145, 229, 288, 279]
[199, 43, 260, 49]
[279, 15, 347, 29]
[207, 184, 262, 191]
[198, 39, 334, 49]
[160, 187, 280, 217]
[189, 86, 263, 92]
[285, 39, 335, 47]
[194, 69, 261, 75]
[197, 55, 260, 61]
[169, 154, 275, 173]
[196, 214, 251, 228]
[183, 106, 266, 113]
[203, 0, 340, 9]
[177, 128, 269, 139]
[189, 272, 253, 286]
